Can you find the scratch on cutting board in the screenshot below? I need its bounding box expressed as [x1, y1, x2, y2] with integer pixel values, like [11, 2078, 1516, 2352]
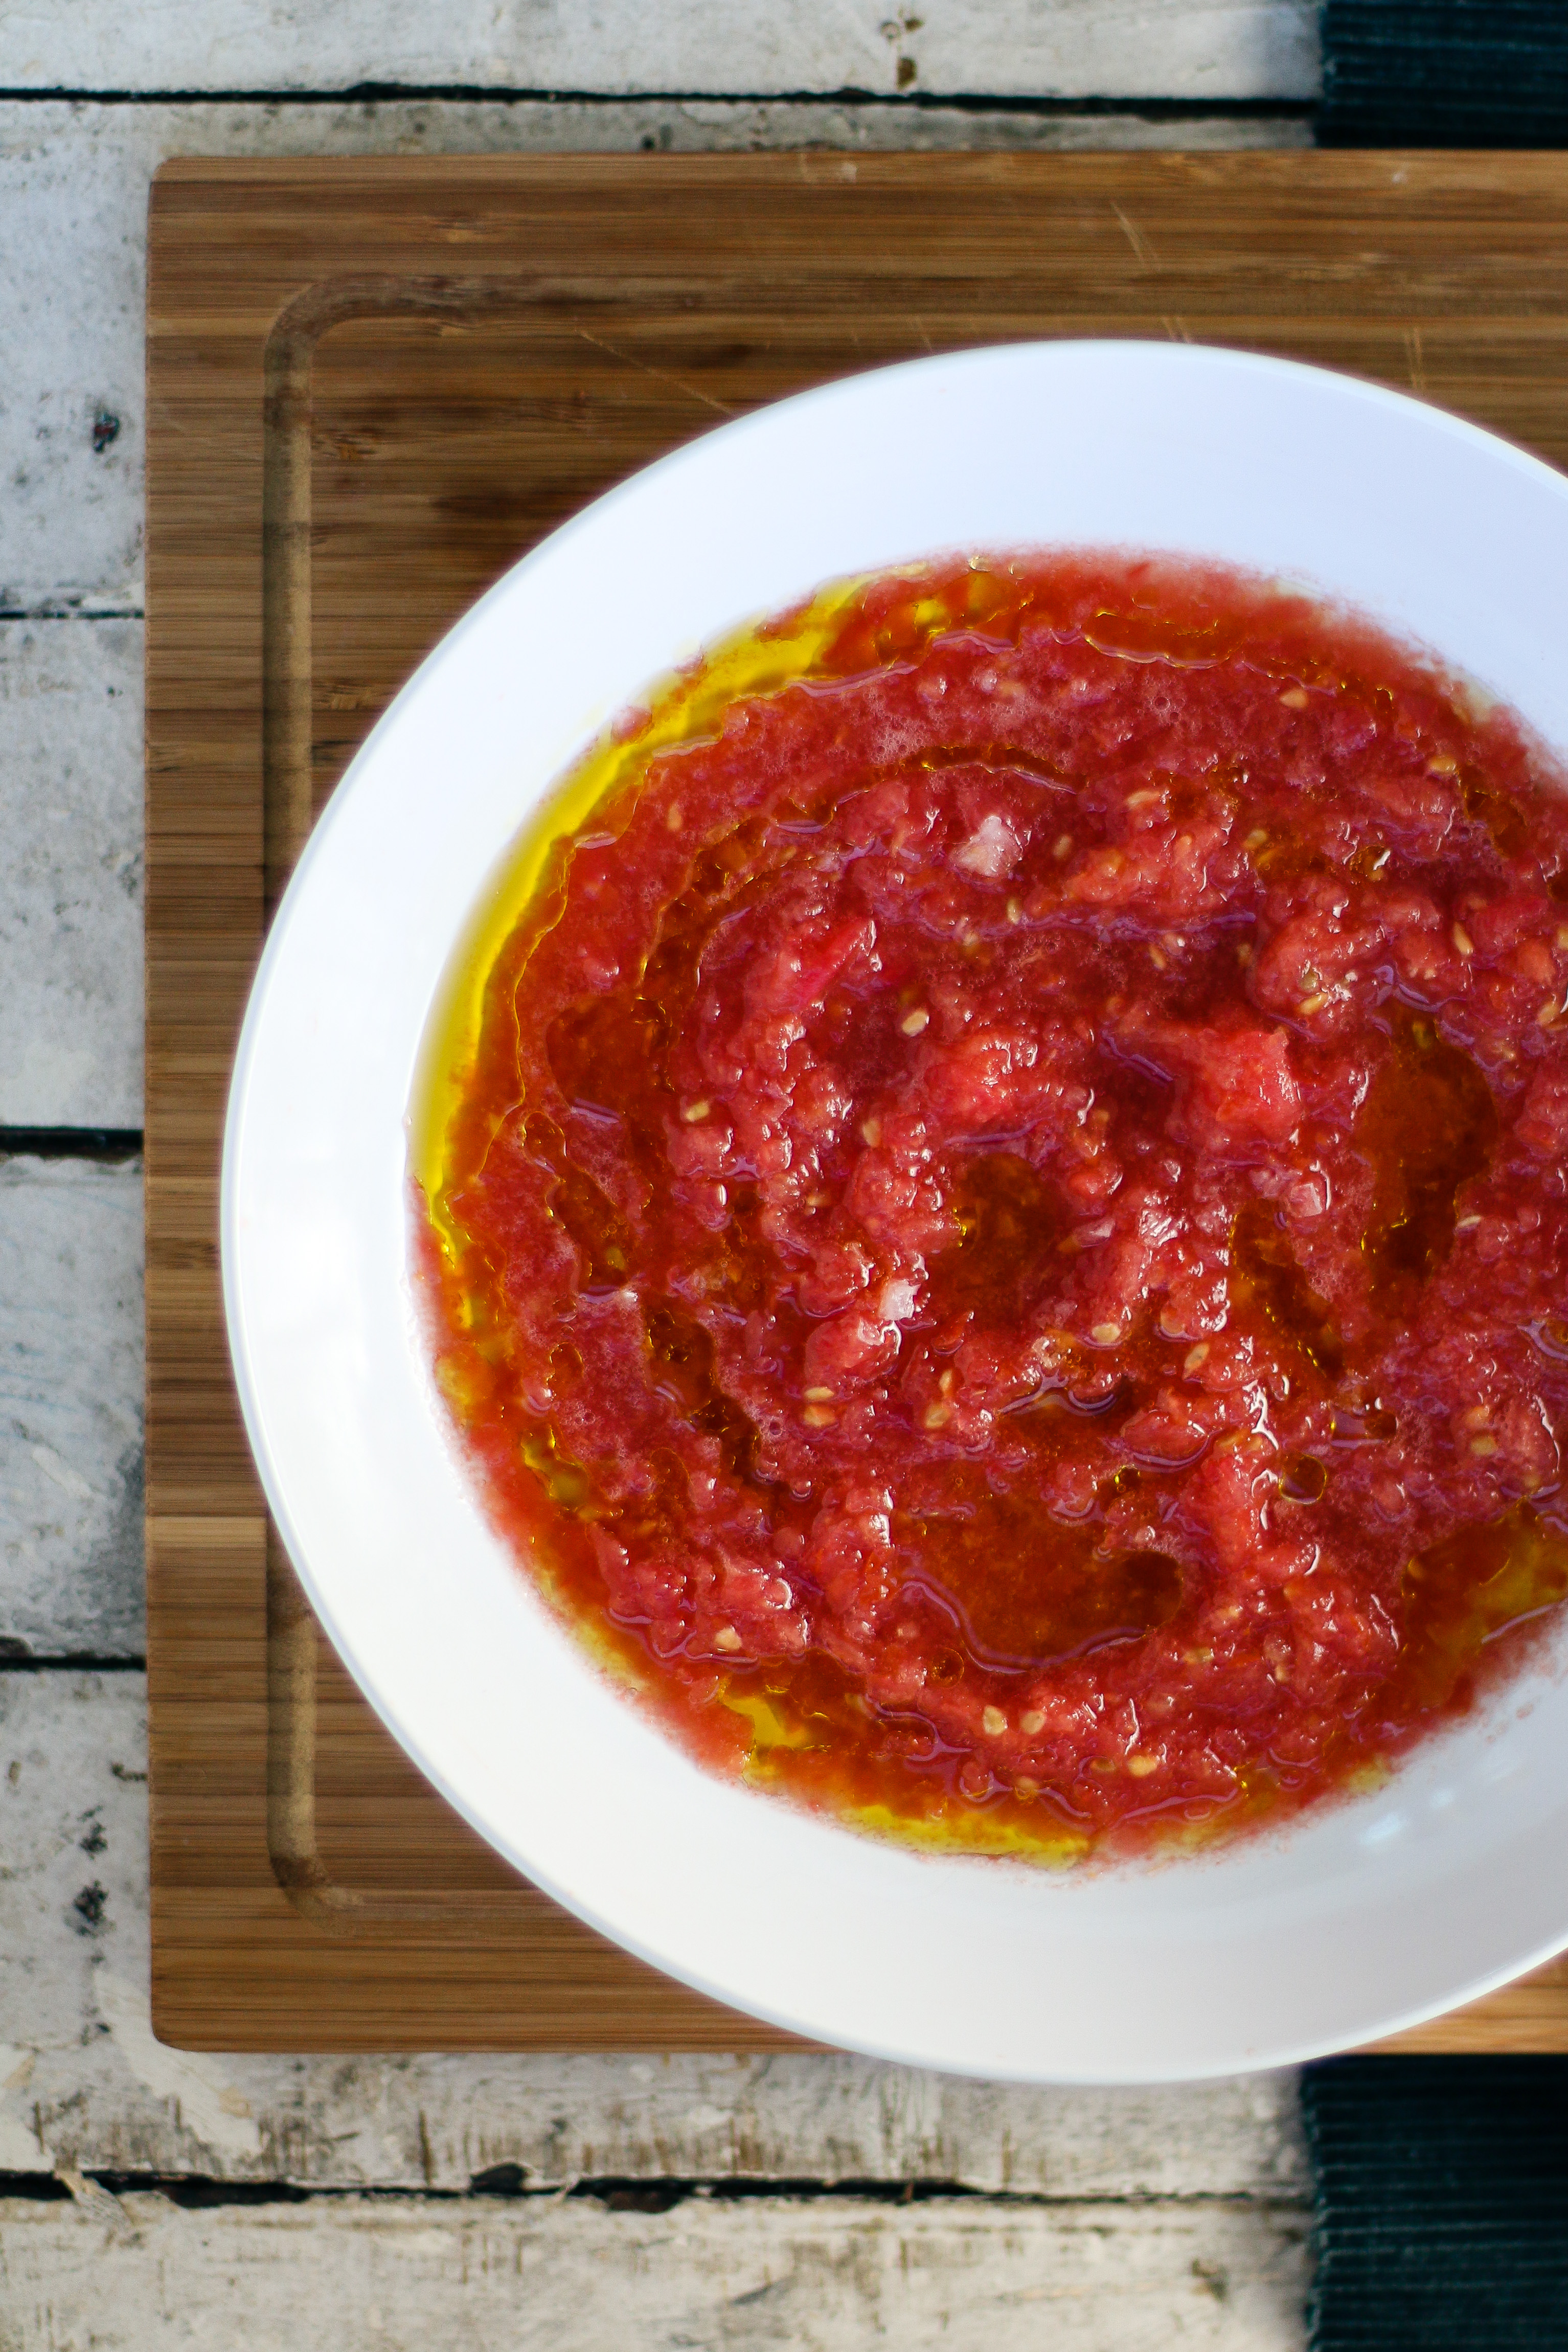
[574, 327, 736, 418]
[1404, 326, 1428, 394]
[95, 1971, 263, 2160]
[1112, 203, 1159, 268]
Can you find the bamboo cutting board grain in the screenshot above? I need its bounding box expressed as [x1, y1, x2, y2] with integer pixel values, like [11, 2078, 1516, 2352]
[147, 150, 1568, 2051]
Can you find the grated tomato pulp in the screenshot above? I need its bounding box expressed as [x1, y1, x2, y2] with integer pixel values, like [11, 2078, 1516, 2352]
[418, 555, 1568, 1863]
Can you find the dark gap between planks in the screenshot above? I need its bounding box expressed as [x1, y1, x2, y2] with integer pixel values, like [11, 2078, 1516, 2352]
[0, 1128, 142, 1162]
[0, 608, 145, 623]
[0, 86, 1316, 116]
[0, 1646, 145, 1671]
[0, 2168, 1306, 2211]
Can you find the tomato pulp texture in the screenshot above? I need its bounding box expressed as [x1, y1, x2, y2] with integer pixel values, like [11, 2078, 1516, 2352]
[420, 556, 1568, 1864]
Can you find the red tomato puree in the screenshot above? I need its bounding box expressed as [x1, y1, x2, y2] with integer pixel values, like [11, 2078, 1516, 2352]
[418, 555, 1568, 1863]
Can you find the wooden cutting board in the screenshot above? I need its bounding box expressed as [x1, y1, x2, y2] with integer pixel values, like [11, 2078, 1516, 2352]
[147, 149, 1568, 2052]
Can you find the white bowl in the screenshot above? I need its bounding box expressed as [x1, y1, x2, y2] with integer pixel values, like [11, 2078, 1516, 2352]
[224, 341, 1568, 2082]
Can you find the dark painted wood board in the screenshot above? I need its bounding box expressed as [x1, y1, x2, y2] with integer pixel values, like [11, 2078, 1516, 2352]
[147, 150, 1568, 2049]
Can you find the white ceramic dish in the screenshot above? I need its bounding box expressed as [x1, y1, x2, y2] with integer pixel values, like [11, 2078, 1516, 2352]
[224, 340, 1568, 2082]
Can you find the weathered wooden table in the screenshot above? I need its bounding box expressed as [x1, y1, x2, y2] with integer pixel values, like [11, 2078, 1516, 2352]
[0, 5, 1520, 2340]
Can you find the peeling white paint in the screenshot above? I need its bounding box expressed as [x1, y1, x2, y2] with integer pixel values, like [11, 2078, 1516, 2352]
[57, 2167, 140, 2240]
[0, 2042, 48, 2169]
[0, 625, 144, 1128]
[0, 1159, 144, 1653]
[0, 2188, 1311, 2349]
[95, 1972, 263, 2160]
[0, 2045, 36, 2094]
[679, 2103, 734, 2133]
[28, 1445, 95, 1504]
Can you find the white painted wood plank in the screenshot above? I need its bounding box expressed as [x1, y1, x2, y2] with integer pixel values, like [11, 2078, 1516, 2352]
[0, 1159, 143, 1656]
[0, 96, 1307, 617]
[0, 2, 1320, 103]
[0, 2190, 1309, 2350]
[0, 626, 142, 1125]
[0, 1671, 1308, 2195]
